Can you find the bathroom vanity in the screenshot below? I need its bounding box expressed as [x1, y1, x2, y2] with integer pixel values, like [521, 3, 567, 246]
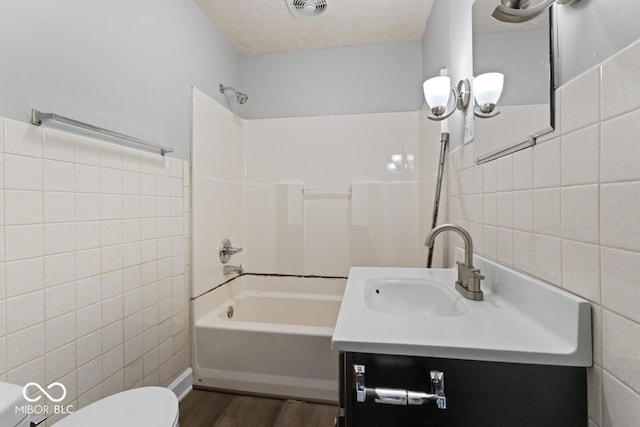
[332, 253, 592, 426]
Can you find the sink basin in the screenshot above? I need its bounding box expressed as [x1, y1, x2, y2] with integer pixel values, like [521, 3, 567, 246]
[364, 278, 469, 317]
[332, 250, 593, 367]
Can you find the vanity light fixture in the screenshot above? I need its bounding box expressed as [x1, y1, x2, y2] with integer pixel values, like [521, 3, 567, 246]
[423, 76, 471, 121]
[473, 72, 504, 119]
[492, 0, 580, 24]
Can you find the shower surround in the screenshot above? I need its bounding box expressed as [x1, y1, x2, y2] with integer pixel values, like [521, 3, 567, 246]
[191, 86, 447, 298]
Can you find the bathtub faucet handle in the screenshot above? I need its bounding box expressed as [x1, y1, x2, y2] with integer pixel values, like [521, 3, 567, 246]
[219, 239, 243, 263]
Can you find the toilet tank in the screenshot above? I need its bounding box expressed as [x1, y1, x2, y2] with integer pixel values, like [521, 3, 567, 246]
[0, 382, 30, 427]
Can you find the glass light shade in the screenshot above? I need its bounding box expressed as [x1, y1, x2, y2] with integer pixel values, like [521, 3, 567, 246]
[474, 73, 504, 106]
[423, 76, 451, 109]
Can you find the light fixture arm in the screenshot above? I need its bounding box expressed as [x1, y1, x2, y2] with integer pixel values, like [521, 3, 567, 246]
[427, 79, 470, 122]
[492, 0, 553, 23]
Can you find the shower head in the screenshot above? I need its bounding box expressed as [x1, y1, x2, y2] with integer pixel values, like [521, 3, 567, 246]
[236, 92, 248, 104]
[219, 84, 248, 104]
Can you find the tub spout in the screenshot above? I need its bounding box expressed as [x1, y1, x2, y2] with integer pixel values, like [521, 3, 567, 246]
[223, 265, 244, 275]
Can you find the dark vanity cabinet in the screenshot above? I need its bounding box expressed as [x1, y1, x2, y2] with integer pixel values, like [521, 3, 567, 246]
[337, 352, 587, 427]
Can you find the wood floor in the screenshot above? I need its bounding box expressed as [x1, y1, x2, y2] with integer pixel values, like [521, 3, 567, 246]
[179, 389, 339, 427]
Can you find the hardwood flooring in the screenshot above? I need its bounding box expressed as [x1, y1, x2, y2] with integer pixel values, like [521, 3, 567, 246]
[179, 389, 338, 427]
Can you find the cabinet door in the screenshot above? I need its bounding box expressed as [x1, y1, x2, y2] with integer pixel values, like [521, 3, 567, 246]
[340, 352, 587, 427]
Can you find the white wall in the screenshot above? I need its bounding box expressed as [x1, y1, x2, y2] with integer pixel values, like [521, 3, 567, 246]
[0, 117, 190, 425]
[238, 41, 424, 120]
[556, 0, 640, 85]
[0, 2, 430, 159]
[0, 0, 242, 160]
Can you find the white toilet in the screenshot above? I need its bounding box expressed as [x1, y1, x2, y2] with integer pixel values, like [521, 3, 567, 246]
[1, 382, 30, 427]
[0, 384, 179, 427]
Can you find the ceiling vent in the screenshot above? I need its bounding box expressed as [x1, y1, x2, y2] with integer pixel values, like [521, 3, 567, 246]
[286, 0, 333, 18]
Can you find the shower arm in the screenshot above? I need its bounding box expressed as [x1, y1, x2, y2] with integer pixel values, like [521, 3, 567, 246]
[219, 84, 239, 95]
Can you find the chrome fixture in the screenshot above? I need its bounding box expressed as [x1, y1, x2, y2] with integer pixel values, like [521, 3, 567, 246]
[473, 72, 504, 119]
[219, 84, 248, 104]
[426, 132, 449, 268]
[354, 364, 446, 409]
[425, 224, 484, 301]
[492, 0, 580, 23]
[423, 76, 470, 121]
[219, 239, 243, 263]
[31, 109, 173, 156]
[223, 265, 244, 275]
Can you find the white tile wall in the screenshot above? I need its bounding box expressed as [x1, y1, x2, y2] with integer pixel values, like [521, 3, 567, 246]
[192, 87, 436, 299]
[0, 117, 190, 425]
[447, 38, 640, 426]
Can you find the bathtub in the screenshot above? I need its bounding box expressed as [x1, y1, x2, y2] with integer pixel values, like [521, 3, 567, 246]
[193, 274, 346, 403]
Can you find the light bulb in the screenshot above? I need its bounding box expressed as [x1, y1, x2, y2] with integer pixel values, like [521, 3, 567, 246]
[474, 73, 504, 106]
[423, 76, 451, 110]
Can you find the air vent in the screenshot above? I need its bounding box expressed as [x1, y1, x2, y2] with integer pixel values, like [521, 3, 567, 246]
[286, 0, 333, 18]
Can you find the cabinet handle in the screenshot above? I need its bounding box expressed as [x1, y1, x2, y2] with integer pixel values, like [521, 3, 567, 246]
[353, 365, 446, 409]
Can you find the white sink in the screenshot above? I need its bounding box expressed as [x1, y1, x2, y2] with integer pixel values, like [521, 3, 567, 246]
[332, 250, 593, 367]
[364, 278, 469, 317]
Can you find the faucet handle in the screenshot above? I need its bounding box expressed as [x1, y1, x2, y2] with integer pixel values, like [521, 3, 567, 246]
[472, 268, 485, 280]
[226, 246, 243, 255]
[219, 239, 243, 263]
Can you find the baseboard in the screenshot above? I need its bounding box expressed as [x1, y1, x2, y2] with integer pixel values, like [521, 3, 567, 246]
[168, 367, 193, 402]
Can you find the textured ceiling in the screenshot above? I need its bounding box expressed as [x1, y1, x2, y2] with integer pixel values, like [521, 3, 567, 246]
[193, 0, 435, 54]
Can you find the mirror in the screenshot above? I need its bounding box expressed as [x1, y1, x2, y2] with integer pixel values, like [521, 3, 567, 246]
[472, 0, 554, 163]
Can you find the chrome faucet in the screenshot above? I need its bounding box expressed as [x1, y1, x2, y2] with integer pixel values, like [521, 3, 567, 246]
[425, 224, 484, 301]
[223, 265, 244, 275]
[219, 239, 243, 264]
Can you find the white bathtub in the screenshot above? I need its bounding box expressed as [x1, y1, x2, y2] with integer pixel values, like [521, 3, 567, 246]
[193, 274, 346, 403]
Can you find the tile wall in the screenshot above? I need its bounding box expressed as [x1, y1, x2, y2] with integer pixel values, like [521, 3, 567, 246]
[447, 39, 640, 426]
[0, 118, 191, 424]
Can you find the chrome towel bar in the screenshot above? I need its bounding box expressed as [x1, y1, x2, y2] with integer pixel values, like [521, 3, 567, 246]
[31, 109, 174, 156]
